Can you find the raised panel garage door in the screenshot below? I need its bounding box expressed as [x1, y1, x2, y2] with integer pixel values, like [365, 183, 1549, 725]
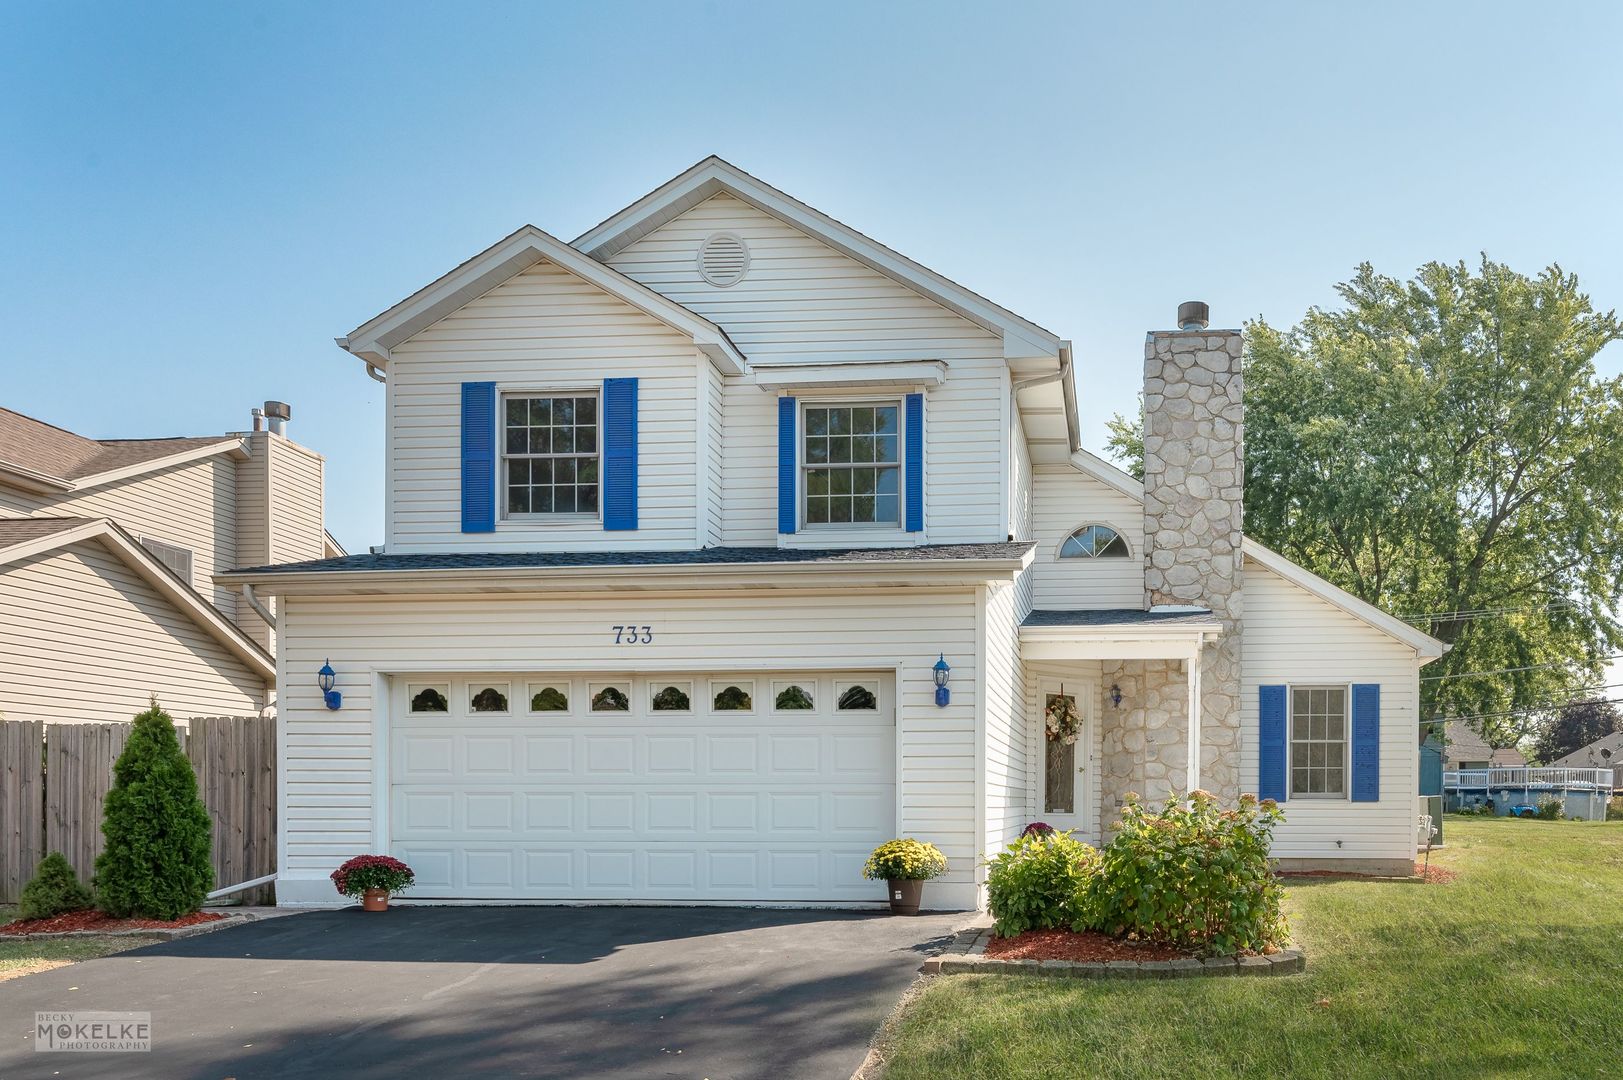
[389, 673, 895, 902]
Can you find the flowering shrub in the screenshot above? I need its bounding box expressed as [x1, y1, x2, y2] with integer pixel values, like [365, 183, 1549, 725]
[1021, 822, 1056, 838]
[331, 855, 415, 899]
[1090, 791, 1287, 955]
[985, 831, 1101, 937]
[862, 839, 948, 881]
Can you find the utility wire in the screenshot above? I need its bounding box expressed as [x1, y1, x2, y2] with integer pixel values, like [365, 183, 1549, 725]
[1421, 655, 1623, 682]
[1419, 692, 1623, 727]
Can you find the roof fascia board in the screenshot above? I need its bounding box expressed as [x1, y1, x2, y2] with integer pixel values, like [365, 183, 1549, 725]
[216, 550, 1036, 595]
[0, 519, 276, 680]
[0, 463, 75, 493]
[339, 226, 747, 375]
[1018, 621, 1225, 641]
[572, 158, 1062, 358]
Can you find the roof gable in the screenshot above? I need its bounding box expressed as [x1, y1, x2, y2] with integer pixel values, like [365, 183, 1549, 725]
[1062, 447, 1447, 658]
[0, 517, 275, 681]
[337, 224, 747, 375]
[573, 156, 1063, 361]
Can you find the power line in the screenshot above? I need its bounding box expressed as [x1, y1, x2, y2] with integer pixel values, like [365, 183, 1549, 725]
[1420, 691, 1623, 728]
[1400, 600, 1580, 625]
[1421, 655, 1623, 682]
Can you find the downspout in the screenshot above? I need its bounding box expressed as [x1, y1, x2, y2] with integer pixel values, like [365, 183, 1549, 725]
[1009, 343, 1077, 450]
[365, 363, 387, 383]
[241, 583, 277, 629]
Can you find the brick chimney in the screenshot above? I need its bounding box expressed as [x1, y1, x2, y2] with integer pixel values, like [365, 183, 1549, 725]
[1141, 302, 1243, 799]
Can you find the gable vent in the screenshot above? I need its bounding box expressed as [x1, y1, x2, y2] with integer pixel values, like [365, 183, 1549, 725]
[697, 231, 750, 287]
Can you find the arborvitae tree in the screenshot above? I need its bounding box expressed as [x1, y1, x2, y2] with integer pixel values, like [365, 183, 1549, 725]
[94, 701, 213, 918]
[19, 851, 93, 920]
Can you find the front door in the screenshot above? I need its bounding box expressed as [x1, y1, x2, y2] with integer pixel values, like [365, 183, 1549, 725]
[1039, 680, 1089, 835]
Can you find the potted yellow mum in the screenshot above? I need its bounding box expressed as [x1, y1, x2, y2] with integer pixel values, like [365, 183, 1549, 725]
[863, 838, 948, 915]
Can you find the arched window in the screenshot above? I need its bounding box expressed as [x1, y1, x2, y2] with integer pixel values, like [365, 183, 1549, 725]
[1059, 524, 1130, 559]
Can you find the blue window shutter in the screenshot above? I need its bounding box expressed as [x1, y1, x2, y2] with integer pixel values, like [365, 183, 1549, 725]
[905, 392, 924, 532]
[460, 381, 496, 533]
[603, 378, 638, 530]
[778, 396, 797, 534]
[1351, 683, 1381, 802]
[1259, 685, 1288, 802]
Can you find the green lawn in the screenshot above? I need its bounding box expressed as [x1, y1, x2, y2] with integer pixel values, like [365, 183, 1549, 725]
[882, 817, 1623, 1080]
[0, 905, 161, 983]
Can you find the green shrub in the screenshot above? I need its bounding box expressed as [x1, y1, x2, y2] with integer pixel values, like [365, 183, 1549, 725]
[94, 702, 213, 919]
[1092, 790, 1288, 955]
[985, 831, 1101, 937]
[1535, 797, 1565, 821]
[862, 838, 948, 881]
[18, 852, 93, 920]
[1607, 796, 1623, 822]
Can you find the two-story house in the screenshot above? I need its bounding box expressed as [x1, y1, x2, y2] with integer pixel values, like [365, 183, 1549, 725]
[0, 403, 333, 724]
[223, 158, 1445, 910]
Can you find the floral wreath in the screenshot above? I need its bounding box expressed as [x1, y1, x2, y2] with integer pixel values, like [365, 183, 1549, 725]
[1045, 687, 1081, 744]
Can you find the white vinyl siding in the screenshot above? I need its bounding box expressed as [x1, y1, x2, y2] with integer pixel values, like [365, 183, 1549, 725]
[1028, 465, 1146, 609]
[0, 455, 239, 617]
[982, 583, 1028, 867]
[1009, 407, 1034, 619]
[385, 259, 702, 552]
[605, 193, 1010, 544]
[702, 363, 725, 546]
[0, 541, 265, 724]
[1242, 561, 1420, 862]
[274, 588, 983, 909]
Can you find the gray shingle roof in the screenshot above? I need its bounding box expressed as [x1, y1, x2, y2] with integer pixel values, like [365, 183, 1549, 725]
[0, 516, 95, 548]
[0, 407, 235, 485]
[226, 541, 1036, 577]
[1022, 607, 1217, 628]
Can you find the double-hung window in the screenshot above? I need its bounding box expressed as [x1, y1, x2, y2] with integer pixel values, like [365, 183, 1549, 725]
[503, 393, 599, 517]
[1289, 685, 1348, 797]
[803, 402, 900, 526]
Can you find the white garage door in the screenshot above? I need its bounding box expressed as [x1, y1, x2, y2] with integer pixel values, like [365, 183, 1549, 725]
[389, 672, 895, 902]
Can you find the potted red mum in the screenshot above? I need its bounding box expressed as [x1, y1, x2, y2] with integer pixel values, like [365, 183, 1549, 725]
[331, 855, 415, 911]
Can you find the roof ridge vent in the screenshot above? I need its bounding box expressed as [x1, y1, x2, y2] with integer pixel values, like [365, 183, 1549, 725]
[697, 231, 750, 288]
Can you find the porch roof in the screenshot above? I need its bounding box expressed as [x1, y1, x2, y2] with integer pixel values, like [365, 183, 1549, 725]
[1019, 607, 1223, 660]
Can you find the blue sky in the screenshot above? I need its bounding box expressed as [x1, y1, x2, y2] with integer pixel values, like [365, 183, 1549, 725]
[3, 1, 1620, 554]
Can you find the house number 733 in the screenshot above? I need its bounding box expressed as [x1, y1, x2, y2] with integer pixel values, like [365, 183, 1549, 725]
[612, 625, 653, 645]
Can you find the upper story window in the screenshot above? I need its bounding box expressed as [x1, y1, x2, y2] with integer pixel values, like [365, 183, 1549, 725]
[1059, 524, 1130, 559]
[1290, 685, 1348, 798]
[504, 393, 599, 518]
[804, 403, 900, 526]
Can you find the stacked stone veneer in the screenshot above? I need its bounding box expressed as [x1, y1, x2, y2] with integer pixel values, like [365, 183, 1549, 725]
[1098, 659, 1187, 814]
[1122, 328, 1246, 809]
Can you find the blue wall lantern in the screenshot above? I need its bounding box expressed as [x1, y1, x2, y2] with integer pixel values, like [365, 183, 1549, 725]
[933, 654, 951, 707]
[318, 659, 342, 711]
[1109, 683, 1123, 709]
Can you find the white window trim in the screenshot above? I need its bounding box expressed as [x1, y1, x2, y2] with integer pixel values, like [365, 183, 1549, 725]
[798, 397, 907, 532]
[1056, 523, 1132, 560]
[1288, 682, 1352, 800]
[499, 387, 602, 525]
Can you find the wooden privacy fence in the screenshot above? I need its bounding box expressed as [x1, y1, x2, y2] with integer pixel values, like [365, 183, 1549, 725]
[0, 716, 276, 906]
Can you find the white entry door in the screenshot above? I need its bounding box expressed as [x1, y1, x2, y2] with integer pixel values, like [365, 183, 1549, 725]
[1038, 680, 1089, 834]
[388, 672, 895, 902]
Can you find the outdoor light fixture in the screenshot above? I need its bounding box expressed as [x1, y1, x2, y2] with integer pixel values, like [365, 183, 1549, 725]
[1109, 683, 1123, 709]
[318, 659, 342, 711]
[933, 654, 951, 707]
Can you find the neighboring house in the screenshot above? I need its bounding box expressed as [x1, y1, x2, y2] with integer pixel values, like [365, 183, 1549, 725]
[1442, 721, 1528, 770]
[222, 157, 1446, 909]
[1548, 731, 1623, 791]
[0, 404, 330, 724]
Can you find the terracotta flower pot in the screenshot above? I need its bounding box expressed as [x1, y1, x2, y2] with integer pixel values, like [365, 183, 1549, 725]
[886, 878, 924, 916]
[361, 888, 389, 912]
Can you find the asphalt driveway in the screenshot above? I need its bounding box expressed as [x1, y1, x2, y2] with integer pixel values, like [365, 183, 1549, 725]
[0, 905, 973, 1079]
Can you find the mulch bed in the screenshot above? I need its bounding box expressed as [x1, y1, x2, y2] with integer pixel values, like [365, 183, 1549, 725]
[1277, 860, 1457, 884]
[984, 929, 1192, 963]
[0, 909, 226, 936]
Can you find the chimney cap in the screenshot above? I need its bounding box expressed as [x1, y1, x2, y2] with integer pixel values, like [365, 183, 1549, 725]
[1177, 301, 1210, 331]
[263, 400, 291, 421]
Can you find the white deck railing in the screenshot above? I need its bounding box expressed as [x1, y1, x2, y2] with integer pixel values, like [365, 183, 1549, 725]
[1443, 766, 1614, 790]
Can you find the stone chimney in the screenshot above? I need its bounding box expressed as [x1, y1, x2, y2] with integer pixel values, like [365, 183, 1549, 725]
[1141, 302, 1243, 799]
